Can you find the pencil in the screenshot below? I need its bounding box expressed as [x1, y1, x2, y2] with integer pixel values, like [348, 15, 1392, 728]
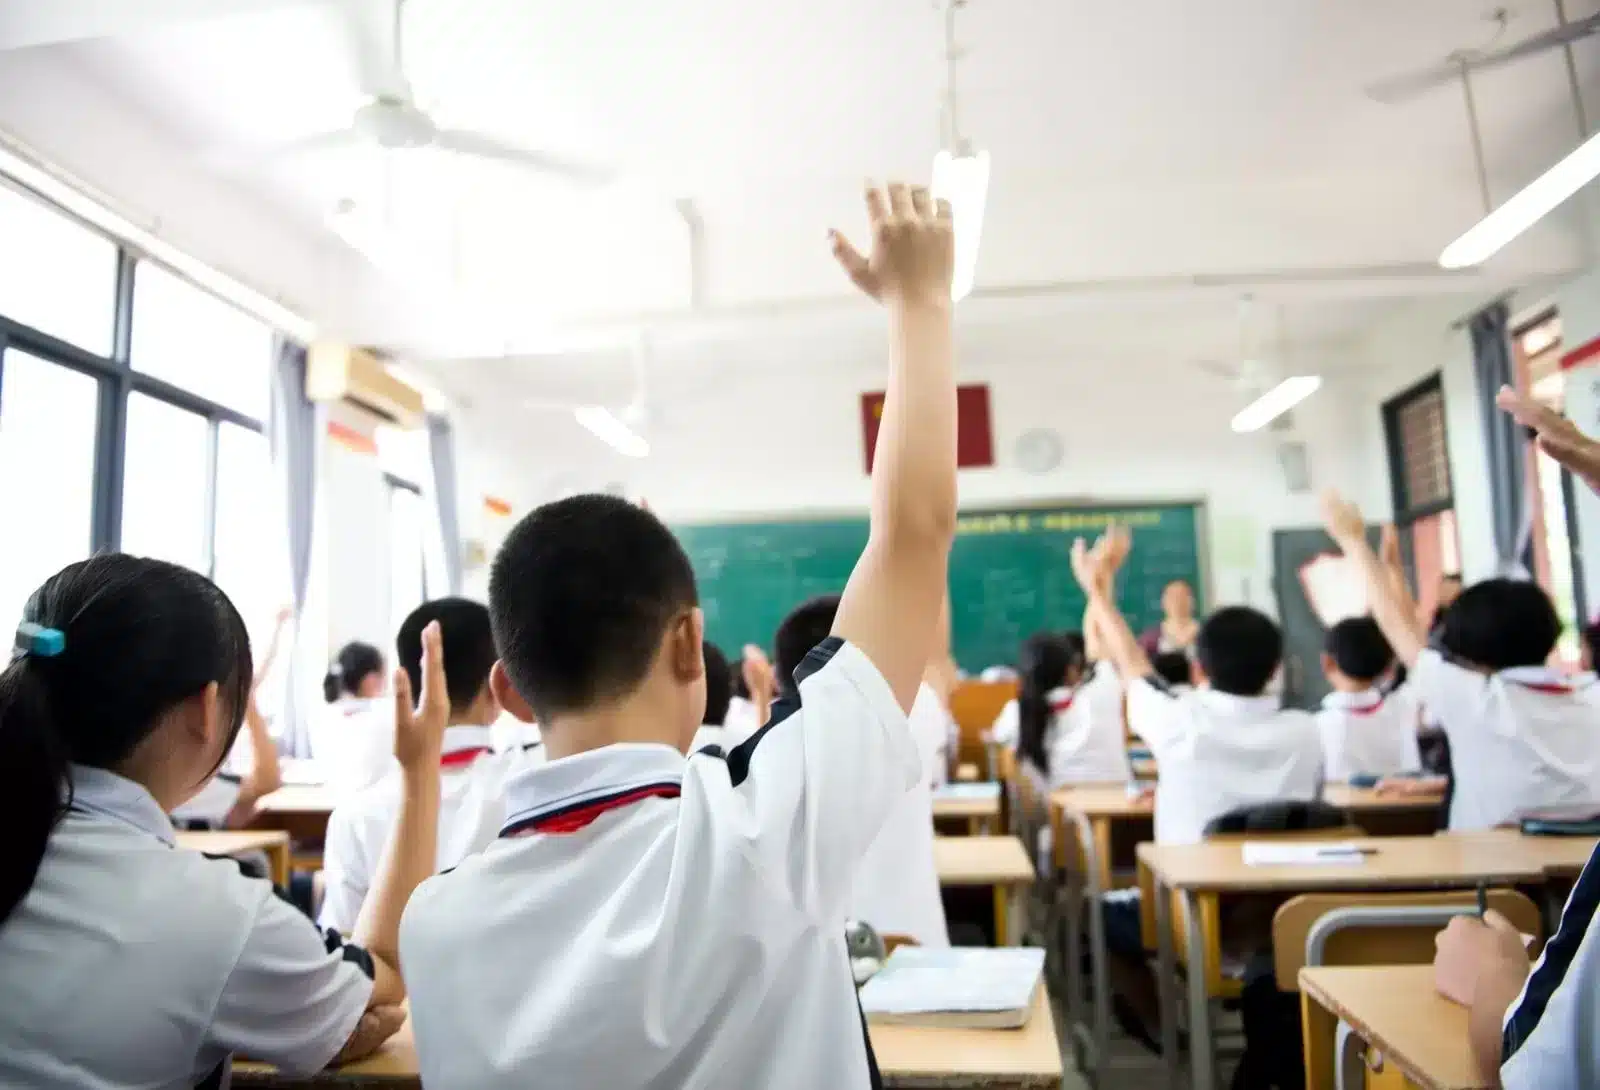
[1477, 881, 1489, 918]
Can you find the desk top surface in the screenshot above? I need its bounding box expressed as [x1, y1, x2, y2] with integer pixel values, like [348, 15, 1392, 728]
[933, 835, 1035, 885]
[1299, 965, 1488, 1090]
[1047, 783, 1155, 820]
[236, 987, 1062, 1088]
[255, 785, 339, 813]
[1322, 784, 1447, 812]
[1137, 834, 1546, 892]
[175, 830, 289, 855]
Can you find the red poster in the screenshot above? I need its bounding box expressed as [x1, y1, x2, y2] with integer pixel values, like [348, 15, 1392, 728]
[861, 384, 994, 473]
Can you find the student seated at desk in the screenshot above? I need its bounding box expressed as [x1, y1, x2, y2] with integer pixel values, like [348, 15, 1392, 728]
[0, 555, 449, 1088]
[776, 594, 950, 946]
[1016, 622, 1127, 792]
[320, 598, 533, 935]
[398, 182, 956, 1090]
[312, 641, 395, 794]
[1321, 491, 1600, 830]
[723, 643, 776, 745]
[1316, 616, 1421, 781]
[1072, 527, 1322, 1052]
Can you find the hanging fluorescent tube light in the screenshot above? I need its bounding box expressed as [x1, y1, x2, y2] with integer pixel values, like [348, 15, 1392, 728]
[574, 405, 649, 458]
[932, 147, 989, 301]
[1440, 129, 1600, 269]
[1230, 376, 1323, 433]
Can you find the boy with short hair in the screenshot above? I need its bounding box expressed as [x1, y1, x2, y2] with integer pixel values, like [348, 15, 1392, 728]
[399, 182, 957, 1089]
[689, 641, 734, 753]
[1321, 491, 1600, 830]
[1316, 616, 1421, 781]
[319, 597, 521, 934]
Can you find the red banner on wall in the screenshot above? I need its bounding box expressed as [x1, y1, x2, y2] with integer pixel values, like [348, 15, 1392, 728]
[860, 384, 994, 473]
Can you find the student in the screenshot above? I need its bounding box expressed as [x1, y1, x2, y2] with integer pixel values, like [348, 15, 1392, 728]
[990, 631, 1061, 751]
[320, 597, 526, 935]
[776, 594, 949, 945]
[1316, 617, 1421, 781]
[399, 181, 957, 1089]
[689, 641, 734, 753]
[1321, 491, 1600, 830]
[1073, 527, 1321, 1052]
[0, 554, 450, 1088]
[723, 643, 776, 745]
[1150, 650, 1193, 690]
[1016, 616, 1126, 791]
[313, 641, 394, 794]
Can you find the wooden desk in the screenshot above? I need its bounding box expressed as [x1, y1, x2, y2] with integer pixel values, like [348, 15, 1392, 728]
[1138, 835, 1545, 1090]
[1448, 827, 1599, 879]
[1047, 783, 1153, 1079]
[252, 785, 337, 847]
[933, 783, 1003, 835]
[1324, 785, 1446, 837]
[236, 989, 1064, 1089]
[177, 830, 291, 888]
[1300, 965, 1488, 1090]
[934, 835, 1034, 946]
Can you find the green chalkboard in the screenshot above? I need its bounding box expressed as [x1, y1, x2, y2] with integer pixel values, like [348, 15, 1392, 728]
[673, 502, 1206, 672]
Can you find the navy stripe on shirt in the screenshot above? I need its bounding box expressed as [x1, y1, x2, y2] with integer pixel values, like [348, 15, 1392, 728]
[722, 636, 843, 789]
[1504, 838, 1600, 1061]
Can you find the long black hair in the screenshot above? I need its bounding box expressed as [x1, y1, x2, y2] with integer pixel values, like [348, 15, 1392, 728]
[323, 641, 385, 703]
[1016, 632, 1079, 777]
[0, 554, 253, 924]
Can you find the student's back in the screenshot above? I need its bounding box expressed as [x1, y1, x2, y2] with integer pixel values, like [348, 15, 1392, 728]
[1315, 617, 1421, 780]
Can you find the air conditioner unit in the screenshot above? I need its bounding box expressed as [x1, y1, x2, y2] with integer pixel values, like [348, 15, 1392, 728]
[306, 342, 425, 428]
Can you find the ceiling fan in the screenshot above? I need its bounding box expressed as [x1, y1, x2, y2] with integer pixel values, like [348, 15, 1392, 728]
[226, 0, 612, 186]
[1366, 7, 1600, 104]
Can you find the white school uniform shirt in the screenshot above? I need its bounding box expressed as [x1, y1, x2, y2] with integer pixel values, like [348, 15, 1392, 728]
[1410, 649, 1600, 830]
[309, 696, 395, 795]
[723, 695, 763, 746]
[319, 725, 534, 935]
[0, 766, 373, 1090]
[1315, 685, 1422, 781]
[491, 712, 541, 754]
[847, 682, 950, 946]
[1127, 678, 1323, 845]
[990, 699, 1019, 748]
[1044, 661, 1130, 788]
[399, 637, 918, 1090]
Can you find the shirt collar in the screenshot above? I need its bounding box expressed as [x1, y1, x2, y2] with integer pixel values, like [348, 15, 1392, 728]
[1321, 689, 1385, 712]
[1196, 689, 1280, 718]
[501, 743, 685, 835]
[1499, 665, 1593, 692]
[441, 724, 493, 757]
[69, 764, 176, 846]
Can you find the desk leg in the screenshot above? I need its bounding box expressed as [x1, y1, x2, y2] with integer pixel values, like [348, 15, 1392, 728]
[994, 885, 1010, 946]
[1074, 814, 1112, 1080]
[1184, 890, 1215, 1090]
[267, 842, 290, 889]
[1155, 878, 1180, 1090]
[1299, 993, 1338, 1090]
[1062, 861, 1084, 1042]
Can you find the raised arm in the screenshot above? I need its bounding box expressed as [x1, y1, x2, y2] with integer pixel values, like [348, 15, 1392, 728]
[1320, 491, 1427, 667]
[829, 183, 958, 712]
[224, 693, 282, 828]
[1498, 386, 1600, 496]
[1073, 526, 1151, 682]
[353, 620, 448, 1007]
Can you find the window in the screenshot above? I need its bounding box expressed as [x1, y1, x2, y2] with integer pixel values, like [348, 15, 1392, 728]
[119, 393, 212, 571]
[388, 479, 427, 640]
[1383, 374, 1461, 623]
[1389, 380, 1452, 514]
[131, 261, 272, 419]
[0, 350, 98, 628]
[0, 181, 117, 354]
[214, 423, 291, 639]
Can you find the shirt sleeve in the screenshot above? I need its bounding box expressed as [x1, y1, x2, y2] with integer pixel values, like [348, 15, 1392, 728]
[1409, 649, 1489, 742]
[1126, 676, 1187, 756]
[991, 700, 1019, 747]
[315, 805, 371, 936]
[1314, 710, 1345, 782]
[1392, 687, 1424, 774]
[711, 637, 920, 922]
[211, 885, 375, 1075]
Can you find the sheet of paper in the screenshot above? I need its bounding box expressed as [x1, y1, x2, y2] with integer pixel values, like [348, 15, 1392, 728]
[933, 782, 1002, 801]
[1299, 553, 1369, 627]
[1241, 841, 1369, 866]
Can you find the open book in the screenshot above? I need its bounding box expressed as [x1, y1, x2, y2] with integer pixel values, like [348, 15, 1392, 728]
[858, 946, 1045, 1029]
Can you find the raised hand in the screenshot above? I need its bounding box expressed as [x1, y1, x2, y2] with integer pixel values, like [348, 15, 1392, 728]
[1319, 489, 1366, 550]
[741, 644, 776, 702]
[829, 182, 955, 309]
[393, 620, 449, 770]
[1497, 385, 1600, 495]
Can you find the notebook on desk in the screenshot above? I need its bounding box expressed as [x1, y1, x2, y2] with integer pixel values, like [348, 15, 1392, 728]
[858, 946, 1045, 1029]
[1518, 807, 1600, 837]
[1241, 841, 1375, 866]
[933, 782, 1002, 801]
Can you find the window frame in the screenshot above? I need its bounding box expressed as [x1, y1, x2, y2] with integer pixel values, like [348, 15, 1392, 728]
[385, 471, 429, 631]
[1382, 372, 1455, 526]
[0, 188, 272, 573]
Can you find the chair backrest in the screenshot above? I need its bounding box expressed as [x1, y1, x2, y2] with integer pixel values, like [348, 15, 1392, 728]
[1272, 889, 1543, 985]
[948, 680, 1018, 775]
[1203, 799, 1350, 838]
[881, 933, 920, 956]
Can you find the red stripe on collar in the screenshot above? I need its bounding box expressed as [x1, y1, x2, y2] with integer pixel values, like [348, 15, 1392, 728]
[504, 783, 682, 836]
[1509, 681, 1577, 695]
[439, 746, 493, 770]
[1347, 697, 1387, 718]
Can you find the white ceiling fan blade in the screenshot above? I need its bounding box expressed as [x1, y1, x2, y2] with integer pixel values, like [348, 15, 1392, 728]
[0, 0, 314, 52]
[1367, 12, 1600, 104]
[434, 129, 614, 187]
[336, 0, 410, 101]
[202, 127, 363, 169]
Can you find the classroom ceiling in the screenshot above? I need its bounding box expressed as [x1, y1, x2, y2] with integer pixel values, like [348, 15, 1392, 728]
[3, 0, 1598, 365]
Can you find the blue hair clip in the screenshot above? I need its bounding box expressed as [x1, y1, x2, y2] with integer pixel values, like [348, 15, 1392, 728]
[15, 623, 65, 658]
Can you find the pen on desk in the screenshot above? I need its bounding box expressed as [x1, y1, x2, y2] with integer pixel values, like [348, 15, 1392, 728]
[1477, 881, 1489, 918]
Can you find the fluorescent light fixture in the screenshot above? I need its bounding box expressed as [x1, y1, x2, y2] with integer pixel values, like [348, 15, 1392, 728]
[931, 148, 989, 301]
[1440, 129, 1600, 269]
[574, 405, 649, 458]
[1230, 376, 1323, 434]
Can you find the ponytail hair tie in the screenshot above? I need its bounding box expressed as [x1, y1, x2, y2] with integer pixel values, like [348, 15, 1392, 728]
[14, 623, 65, 659]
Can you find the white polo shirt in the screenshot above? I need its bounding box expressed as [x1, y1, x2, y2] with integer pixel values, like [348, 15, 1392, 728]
[990, 699, 1019, 748]
[1316, 686, 1422, 781]
[1411, 650, 1600, 830]
[0, 765, 373, 1090]
[1127, 678, 1323, 845]
[399, 637, 917, 1090]
[309, 696, 395, 795]
[723, 695, 763, 746]
[319, 725, 534, 934]
[1044, 661, 1129, 787]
